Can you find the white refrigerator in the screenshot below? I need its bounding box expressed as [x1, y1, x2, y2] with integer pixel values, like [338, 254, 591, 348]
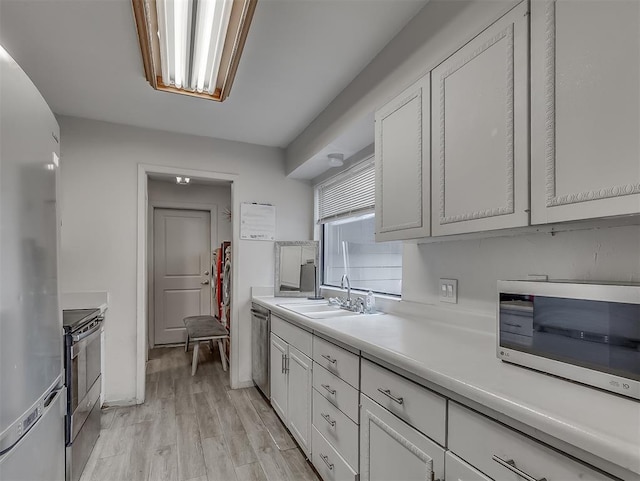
[0, 45, 66, 480]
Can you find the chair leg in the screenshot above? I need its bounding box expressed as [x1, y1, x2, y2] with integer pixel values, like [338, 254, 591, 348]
[184, 335, 189, 353]
[218, 340, 227, 372]
[192, 342, 200, 376]
[209, 340, 215, 352]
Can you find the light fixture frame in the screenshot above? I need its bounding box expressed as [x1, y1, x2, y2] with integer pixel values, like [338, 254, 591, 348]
[132, 0, 257, 102]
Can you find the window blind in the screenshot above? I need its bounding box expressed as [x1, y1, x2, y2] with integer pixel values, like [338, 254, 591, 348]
[317, 159, 375, 224]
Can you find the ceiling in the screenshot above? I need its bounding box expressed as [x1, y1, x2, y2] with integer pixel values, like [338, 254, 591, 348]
[0, 0, 426, 149]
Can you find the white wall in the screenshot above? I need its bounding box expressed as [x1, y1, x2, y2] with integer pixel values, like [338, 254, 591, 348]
[58, 116, 313, 404]
[403, 225, 640, 320]
[148, 179, 232, 245]
[286, 0, 519, 173]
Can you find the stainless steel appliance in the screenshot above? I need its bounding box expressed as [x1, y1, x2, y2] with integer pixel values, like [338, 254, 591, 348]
[0, 45, 66, 480]
[251, 303, 271, 398]
[63, 309, 103, 481]
[498, 280, 640, 400]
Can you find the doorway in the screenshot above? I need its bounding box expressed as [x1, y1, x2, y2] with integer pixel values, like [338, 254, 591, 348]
[152, 208, 212, 345]
[137, 165, 238, 403]
[147, 177, 233, 349]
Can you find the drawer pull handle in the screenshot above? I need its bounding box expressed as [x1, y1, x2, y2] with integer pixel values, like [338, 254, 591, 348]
[321, 384, 336, 395]
[492, 455, 547, 481]
[320, 454, 334, 470]
[321, 412, 336, 427]
[321, 354, 337, 364]
[377, 388, 404, 405]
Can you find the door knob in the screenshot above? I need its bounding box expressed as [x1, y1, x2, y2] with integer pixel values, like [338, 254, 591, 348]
[202, 279, 210, 285]
[204, 270, 210, 275]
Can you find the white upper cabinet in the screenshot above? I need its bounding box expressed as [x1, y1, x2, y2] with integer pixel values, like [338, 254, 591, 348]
[531, 0, 640, 224]
[375, 75, 431, 241]
[431, 2, 530, 236]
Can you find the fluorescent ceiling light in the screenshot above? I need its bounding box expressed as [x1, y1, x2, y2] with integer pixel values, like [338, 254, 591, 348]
[132, 0, 256, 102]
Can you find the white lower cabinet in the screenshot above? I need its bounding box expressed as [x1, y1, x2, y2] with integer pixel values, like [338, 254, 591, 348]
[445, 452, 492, 481]
[313, 426, 358, 481]
[448, 403, 614, 481]
[360, 394, 445, 481]
[270, 332, 288, 421]
[312, 389, 359, 471]
[269, 332, 312, 457]
[287, 345, 312, 457]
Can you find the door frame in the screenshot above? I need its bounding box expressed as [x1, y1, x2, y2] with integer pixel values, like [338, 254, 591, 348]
[136, 163, 238, 403]
[148, 202, 218, 349]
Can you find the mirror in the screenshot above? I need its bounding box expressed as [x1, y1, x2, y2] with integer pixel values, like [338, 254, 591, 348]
[274, 241, 319, 297]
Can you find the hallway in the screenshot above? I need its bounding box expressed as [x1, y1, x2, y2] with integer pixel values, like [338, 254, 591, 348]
[80, 346, 320, 481]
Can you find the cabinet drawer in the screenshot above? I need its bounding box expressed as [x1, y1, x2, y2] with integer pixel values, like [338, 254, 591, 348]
[271, 314, 312, 357]
[313, 336, 359, 388]
[445, 452, 492, 481]
[360, 394, 445, 481]
[313, 363, 359, 423]
[313, 389, 358, 472]
[313, 426, 358, 481]
[449, 403, 615, 481]
[361, 359, 446, 446]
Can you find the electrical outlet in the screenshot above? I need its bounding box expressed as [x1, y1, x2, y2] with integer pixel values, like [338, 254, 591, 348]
[439, 278, 458, 304]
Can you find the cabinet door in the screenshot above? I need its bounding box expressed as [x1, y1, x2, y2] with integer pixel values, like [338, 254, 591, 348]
[360, 395, 445, 481]
[531, 0, 640, 224]
[270, 333, 288, 423]
[375, 75, 430, 241]
[287, 346, 312, 457]
[431, 2, 529, 236]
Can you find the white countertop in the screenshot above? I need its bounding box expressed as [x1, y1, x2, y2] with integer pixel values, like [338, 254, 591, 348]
[61, 291, 109, 313]
[253, 295, 640, 476]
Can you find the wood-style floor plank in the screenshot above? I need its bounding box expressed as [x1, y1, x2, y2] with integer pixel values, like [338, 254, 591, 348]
[78, 346, 318, 481]
[234, 462, 269, 481]
[281, 448, 318, 481]
[89, 454, 126, 481]
[202, 436, 238, 481]
[148, 444, 178, 481]
[175, 378, 196, 415]
[251, 394, 296, 451]
[193, 392, 222, 439]
[124, 420, 154, 481]
[100, 409, 116, 430]
[223, 428, 259, 467]
[176, 413, 206, 481]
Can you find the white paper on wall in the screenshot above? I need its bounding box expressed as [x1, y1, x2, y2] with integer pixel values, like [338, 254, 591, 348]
[240, 202, 276, 241]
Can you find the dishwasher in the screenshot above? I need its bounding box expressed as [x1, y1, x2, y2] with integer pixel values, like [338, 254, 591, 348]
[251, 303, 271, 398]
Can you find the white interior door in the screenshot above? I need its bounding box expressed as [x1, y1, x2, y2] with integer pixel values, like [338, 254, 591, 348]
[153, 208, 211, 345]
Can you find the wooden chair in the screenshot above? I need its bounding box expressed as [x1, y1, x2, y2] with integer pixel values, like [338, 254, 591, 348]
[183, 315, 229, 375]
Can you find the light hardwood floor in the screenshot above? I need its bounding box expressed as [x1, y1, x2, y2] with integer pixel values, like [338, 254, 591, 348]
[80, 346, 320, 481]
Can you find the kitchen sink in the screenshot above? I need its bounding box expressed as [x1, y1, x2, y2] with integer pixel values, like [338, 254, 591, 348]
[278, 303, 342, 313]
[277, 301, 381, 319]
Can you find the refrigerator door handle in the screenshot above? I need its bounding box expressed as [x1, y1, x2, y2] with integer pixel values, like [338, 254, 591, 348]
[44, 387, 63, 408]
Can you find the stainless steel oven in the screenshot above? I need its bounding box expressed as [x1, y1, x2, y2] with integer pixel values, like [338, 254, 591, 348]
[497, 280, 640, 400]
[63, 309, 103, 481]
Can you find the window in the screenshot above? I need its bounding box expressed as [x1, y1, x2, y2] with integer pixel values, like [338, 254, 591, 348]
[317, 159, 402, 297]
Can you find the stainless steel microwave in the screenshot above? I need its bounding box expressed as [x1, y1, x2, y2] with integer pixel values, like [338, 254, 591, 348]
[497, 280, 640, 400]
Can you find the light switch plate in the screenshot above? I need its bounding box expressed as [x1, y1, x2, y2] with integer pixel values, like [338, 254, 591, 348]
[439, 278, 458, 304]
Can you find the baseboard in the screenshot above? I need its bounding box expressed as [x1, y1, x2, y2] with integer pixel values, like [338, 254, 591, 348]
[232, 379, 256, 389]
[102, 398, 138, 409]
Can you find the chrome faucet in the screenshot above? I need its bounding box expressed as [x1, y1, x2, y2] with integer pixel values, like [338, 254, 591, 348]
[341, 274, 351, 308]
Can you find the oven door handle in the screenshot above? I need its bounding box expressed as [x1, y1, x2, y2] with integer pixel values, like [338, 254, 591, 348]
[71, 321, 102, 342]
[72, 321, 102, 343]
